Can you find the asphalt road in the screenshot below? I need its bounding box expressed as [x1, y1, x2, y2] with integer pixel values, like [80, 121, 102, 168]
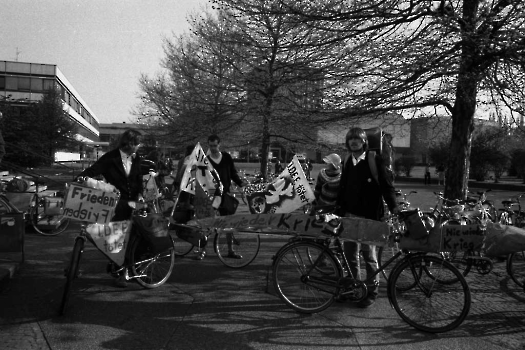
[1, 183, 525, 350]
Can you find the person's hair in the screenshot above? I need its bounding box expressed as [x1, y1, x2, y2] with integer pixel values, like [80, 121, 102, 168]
[185, 145, 194, 155]
[345, 127, 368, 152]
[117, 129, 142, 153]
[207, 134, 221, 144]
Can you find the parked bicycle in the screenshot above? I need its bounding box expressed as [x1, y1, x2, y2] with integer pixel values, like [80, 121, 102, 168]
[60, 179, 176, 315]
[271, 209, 471, 333]
[500, 193, 525, 289]
[1, 176, 70, 236]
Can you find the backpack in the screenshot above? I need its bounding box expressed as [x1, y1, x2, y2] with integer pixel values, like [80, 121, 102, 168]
[6, 178, 29, 192]
[343, 151, 379, 184]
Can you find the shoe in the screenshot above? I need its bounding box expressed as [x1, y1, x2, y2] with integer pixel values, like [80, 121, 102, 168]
[226, 251, 243, 259]
[357, 297, 375, 308]
[195, 250, 206, 260]
[114, 274, 128, 288]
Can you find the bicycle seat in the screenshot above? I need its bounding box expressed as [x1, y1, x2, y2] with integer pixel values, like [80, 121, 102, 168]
[502, 199, 517, 206]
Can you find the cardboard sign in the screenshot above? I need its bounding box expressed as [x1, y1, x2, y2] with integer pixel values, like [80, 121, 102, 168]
[63, 183, 119, 224]
[85, 220, 132, 265]
[399, 224, 485, 253]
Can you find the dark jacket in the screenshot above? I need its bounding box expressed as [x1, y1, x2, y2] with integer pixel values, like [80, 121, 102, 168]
[336, 151, 397, 220]
[78, 148, 143, 220]
[208, 152, 243, 194]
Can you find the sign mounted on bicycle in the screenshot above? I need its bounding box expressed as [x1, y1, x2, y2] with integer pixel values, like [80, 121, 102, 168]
[59, 177, 176, 316]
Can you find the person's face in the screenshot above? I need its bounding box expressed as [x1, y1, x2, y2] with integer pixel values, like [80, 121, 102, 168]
[347, 136, 364, 153]
[208, 140, 220, 153]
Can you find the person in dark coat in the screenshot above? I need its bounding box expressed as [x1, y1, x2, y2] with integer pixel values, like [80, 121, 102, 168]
[336, 127, 399, 307]
[76, 129, 144, 287]
[194, 134, 246, 260]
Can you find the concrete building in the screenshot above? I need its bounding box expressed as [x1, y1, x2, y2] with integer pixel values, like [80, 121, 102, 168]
[0, 60, 100, 145]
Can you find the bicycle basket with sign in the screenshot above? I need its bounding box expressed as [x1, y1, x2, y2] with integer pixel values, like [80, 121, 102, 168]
[402, 209, 430, 239]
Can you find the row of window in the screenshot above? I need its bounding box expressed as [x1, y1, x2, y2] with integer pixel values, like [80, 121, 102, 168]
[0, 75, 99, 131]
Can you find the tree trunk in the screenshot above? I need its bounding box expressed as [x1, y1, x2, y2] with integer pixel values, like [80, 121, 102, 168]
[444, 0, 481, 201]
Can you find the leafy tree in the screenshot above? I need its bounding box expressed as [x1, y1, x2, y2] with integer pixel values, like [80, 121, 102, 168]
[428, 141, 450, 169]
[278, 0, 525, 200]
[470, 127, 510, 182]
[0, 89, 77, 167]
[513, 149, 525, 184]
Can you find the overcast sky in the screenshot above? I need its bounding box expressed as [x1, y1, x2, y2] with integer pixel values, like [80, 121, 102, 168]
[0, 0, 207, 124]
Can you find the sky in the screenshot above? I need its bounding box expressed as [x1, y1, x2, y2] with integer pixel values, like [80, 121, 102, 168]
[0, 0, 208, 124]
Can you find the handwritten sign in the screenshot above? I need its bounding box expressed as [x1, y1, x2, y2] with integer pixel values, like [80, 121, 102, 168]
[245, 155, 315, 214]
[192, 213, 390, 246]
[85, 220, 132, 265]
[63, 184, 119, 224]
[399, 224, 485, 253]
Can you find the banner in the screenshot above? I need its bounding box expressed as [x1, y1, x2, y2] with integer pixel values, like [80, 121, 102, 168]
[85, 220, 132, 265]
[246, 155, 315, 214]
[179, 143, 223, 199]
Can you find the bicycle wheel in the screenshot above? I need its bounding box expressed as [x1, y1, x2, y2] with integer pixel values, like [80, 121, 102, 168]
[438, 251, 472, 281]
[30, 196, 70, 236]
[214, 230, 260, 268]
[507, 251, 525, 288]
[169, 227, 195, 257]
[378, 244, 402, 282]
[389, 254, 471, 333]
[129, 235, 175, 288]
[60, 237, 84, 315]
[273, 241, 342, 313]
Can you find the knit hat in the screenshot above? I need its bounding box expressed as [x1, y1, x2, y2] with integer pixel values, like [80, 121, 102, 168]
[323, 153, 341, 170]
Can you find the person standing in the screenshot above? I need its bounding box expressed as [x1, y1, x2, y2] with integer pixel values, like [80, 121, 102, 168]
[314, 153, 341, 206]
[424, 163, 431, 185]
[336, 127, 399, 307]
[194, 134, 246, 260]
[76, 129, 144, 288]
[437, 164, 445, 186]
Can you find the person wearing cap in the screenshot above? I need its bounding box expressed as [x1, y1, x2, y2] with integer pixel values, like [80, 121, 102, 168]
[336, 127, 399, 307]
[314, 153, 341, 206]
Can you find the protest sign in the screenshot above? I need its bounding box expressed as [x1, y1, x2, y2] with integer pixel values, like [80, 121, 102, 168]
[179, 143, 223, 198]
[245, 155, 315, 214]
[63, 183, 119, 224]
[85, 220, 132, 265]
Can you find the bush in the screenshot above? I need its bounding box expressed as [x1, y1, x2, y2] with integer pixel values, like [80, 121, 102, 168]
[394, 154, 417, 177]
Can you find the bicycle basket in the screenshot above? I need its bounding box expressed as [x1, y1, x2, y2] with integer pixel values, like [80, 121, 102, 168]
[402, 209, 429, 239]
[133, 213, 172, 253]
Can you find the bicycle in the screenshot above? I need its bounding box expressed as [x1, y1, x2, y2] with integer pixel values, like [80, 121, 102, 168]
[167, 181, 261, 269]
[500, 193, 525, 289]
[1, 176, 70, 236]
[60, 179, 176, 316]
[271, 210, 471, 333]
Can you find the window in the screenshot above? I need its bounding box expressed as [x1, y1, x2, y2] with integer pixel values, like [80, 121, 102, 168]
[5, 77, 18, 90]
[43, 79, 54, 90]
[0, 77, 4, 89]
[31, 78, 43, 92]
[18, 77, 30, 91]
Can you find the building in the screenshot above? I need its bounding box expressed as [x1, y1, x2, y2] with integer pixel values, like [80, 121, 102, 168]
[0, 60, 100, 145]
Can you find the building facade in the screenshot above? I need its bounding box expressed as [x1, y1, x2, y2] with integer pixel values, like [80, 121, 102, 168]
[0, 60, 100, 144]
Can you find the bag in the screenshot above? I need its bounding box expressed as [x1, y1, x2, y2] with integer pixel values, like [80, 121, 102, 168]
[6, 178, 29, 193]
[44, 196, 64, 216]
[221, 193, 239, 215]
[133, 213, 172, 253]
[402, 210, 429, 239]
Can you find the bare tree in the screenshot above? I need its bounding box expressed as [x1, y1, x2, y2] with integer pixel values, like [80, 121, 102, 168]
[278, 0, 525, 199]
